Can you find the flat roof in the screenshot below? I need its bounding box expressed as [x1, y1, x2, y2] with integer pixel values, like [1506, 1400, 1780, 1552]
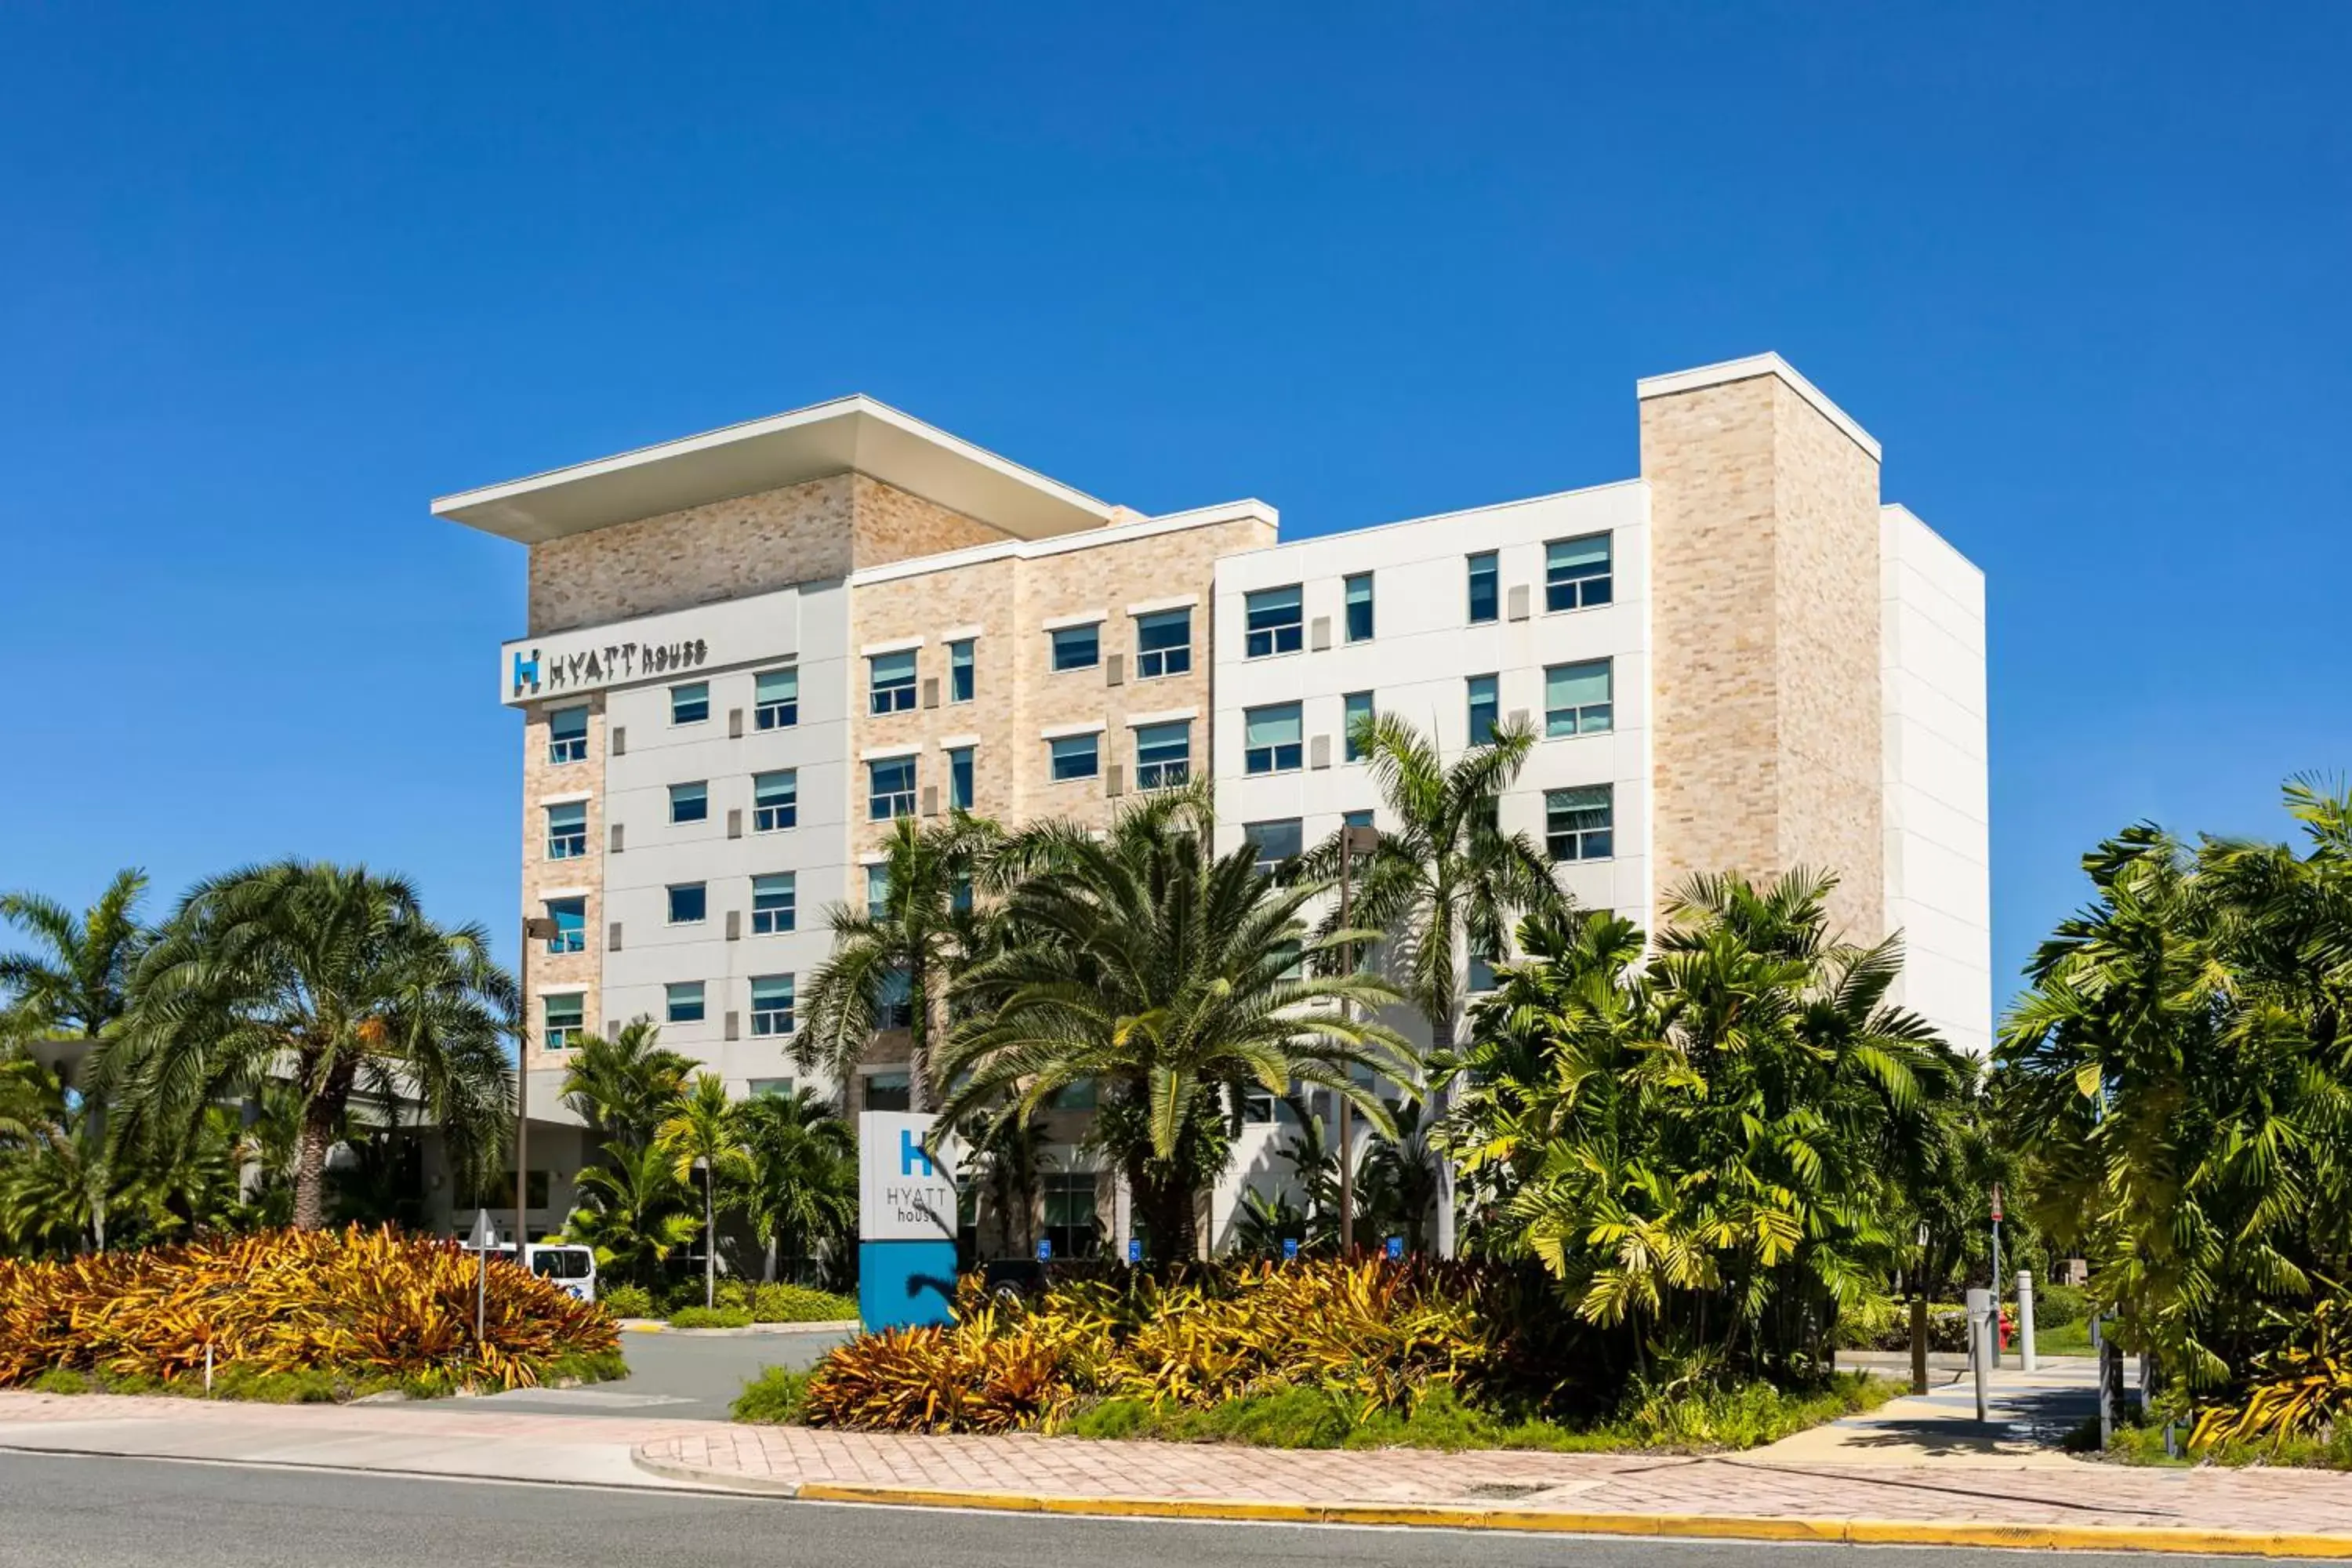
[433, 394, 1116, 546]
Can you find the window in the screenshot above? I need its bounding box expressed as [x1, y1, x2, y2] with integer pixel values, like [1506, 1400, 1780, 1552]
[1343, 691, 1374, 763]
[1545, 532, 1613, 612]
[545, 801, 586, 860]
[666, 883, 707, 925]
[869, 650, 916, 714]
[752, 770, 797, 833]
[665, 982, 706, 1024]
[670, 682, 710, 725]
[948, 746, 975, 810]
[1544, 659, 1614, 737]
[1240, 1085, 1278, 1125]
[1342, 808, 1374, 831]
[542, 993, 583, 1051]
[545, 898, 586, 954]
[1049, 733, 1100, 782]
[1466, 552, 1499, 624]
[865, 1070, 912, 1112]
[1344, 573, 1374, 642]
[1051, 1078, 1098, 1111]
[1134, 722, 1190, 790]
[1546, 784, 1616, 862]
[869, 757, 916, 820]
[1244, 586, 1303, 658]
[1243, 703, 1302, 775]
[747, 1077, 796, 1099]
[1044, 1171, 1099, 1260]
[948, 639, 975, 703]
[1467, 675, 1498, 744]
[548, 706, 589, 764]
[1050, 623, 1100, 672]
[866, 863, 891, 919]
[754, 667, 799, 730]
[1469, 947, 1501, 994]
[751, 873, 796, 935]
[750, 975, 795, 1037]
[1134, 608, 1192, 678]
[669, 781, 709, 825]
[877, 968, 915, 1030]
[1243, 818, 1303, 876]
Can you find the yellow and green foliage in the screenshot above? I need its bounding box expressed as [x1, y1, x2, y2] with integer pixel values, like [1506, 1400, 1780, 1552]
[0, 1226, 619, 1392]
[801, 1257, 1501, 1435]
[2191, 1298, 2352, 1452]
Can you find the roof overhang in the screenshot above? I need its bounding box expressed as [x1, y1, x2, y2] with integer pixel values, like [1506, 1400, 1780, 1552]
[433, 394, 1116, 546]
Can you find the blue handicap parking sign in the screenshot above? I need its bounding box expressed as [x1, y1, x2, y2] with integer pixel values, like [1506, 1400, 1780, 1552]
[1385, 1236, 1403, 1260]
[1127, 1237, 1142, 1263]
[1282, 1238, 1300, 1261]
[1036, 1238, 1051, 1261]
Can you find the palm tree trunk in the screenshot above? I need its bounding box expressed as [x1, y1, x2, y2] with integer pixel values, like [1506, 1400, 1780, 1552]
[292, 1105, 336, 1232]
[1433, 1004, 1461, 1259]
[911, 964, 943, 1113]
[704, 1171, 717, 1309]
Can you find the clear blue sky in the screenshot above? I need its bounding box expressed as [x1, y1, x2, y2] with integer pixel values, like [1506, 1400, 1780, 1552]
[2, 4, 2345, 1008]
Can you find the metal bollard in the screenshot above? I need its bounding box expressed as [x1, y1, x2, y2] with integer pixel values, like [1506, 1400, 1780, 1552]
[1966, 1287, 1994, 1422]
[2017, 1270, 2037, 1371]
[1909, 1296, 1929, 1395]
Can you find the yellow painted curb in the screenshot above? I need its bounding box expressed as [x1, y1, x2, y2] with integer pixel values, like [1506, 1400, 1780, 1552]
[786, 1482, 2352, 1557]
[622, 1323, 667, 1334]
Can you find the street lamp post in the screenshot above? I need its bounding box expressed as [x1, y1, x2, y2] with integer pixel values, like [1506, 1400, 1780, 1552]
[517, 914, 562, 1247]
[1336, 822, 1377, 1255]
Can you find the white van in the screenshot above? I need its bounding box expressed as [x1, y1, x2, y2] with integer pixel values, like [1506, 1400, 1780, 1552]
[458, 1240, 598, 1304]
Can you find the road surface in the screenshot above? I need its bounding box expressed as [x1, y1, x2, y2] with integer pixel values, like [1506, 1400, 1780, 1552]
[426, 1327, 847, 1421]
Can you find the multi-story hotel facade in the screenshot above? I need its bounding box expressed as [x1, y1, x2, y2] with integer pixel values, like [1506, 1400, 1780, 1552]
[434, 354, 1989, 1254]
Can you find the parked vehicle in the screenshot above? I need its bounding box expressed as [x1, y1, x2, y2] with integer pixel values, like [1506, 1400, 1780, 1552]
[457, 1240, 598, 1303]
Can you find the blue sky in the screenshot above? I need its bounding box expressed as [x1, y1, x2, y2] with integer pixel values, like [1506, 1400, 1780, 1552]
[2, 4, 2345, 1007]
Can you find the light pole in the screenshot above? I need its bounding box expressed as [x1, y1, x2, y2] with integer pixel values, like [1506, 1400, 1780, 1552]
[1336, 822, 1377, 1255]
[517, 914, 562, 1247]
[1988, 1181, 2005, 1369]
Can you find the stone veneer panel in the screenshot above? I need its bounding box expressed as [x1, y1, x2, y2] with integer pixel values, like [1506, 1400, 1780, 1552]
[520, 696, 603, 1070]
[1641, 373, 1885, 944]
[849, 474, 1013, 568]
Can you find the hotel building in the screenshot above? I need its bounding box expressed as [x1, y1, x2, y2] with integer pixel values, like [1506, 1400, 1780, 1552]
[434, 354, 1990, 1253]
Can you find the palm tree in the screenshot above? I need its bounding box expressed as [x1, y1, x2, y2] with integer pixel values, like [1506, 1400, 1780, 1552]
[655, 1071, 753, 1308]
[564, 1139, 699, 1287]
[939, 786, 1415, 1259]
[736, 1087, 857, 1283]
[1306, 713, 1564, 1256]
[95, 862, 515, 1231]
[964, 1107, 1054, 1258]
[1358, 1097, 1442, 1251]
[793, 813, 999, 1113]
[559, 1018, 692, 1158]
[0, 869, 151, 1046]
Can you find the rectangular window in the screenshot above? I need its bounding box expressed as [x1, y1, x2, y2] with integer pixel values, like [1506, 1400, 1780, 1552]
[1467, 675, 1498, 745]
[1343, 573, 1374, 642]
[542, 992, 584, 1051]
[868, 650, 916, 715]
[1050, 623, 1100, 672]
[948, 746, 975, 811]
[670, 682, 710, 725]
[747, 1077, 796, 1099]
[547, 706, 589, 764]
[545, 898, 586, 954]
[1044, 1171, 1099, 1260]
[752, 770, 797, 833]
[1241, 1086, 1278, 1125]
[1467, 552, 1499, 623]
[1545, 784, 1616, 862]
[666, 883, 706, 925]
[754, 667, 799, 730]
[1468, 948, 1501, 994]
[1049, 733, 1100, 782]
[864, 1070, 912, 1112]
[877, 969, 914, 1031]
[866, 862, 890, 919]
[1134, 721, 1190, 790]
[1342, 808, 1374, 831]
[1134, 608, 1192, 679]
[1545, 532, 1614, 612]
[1243, 702, 1303, 775]
[1243, 818, 1303, 876]
[1544, 659, 1614, 737]
[1244, 586, 1303, 659]
[750, 873, 796, 935]
[665, 982, 706, 1024]
[949, 639, 975, 703]
[869, 757, 916, 820]
[750, 975, 795, 1037]
[1343, 691, 1374, 763]
[545, 801, 586, 860]
[669, 781, 709, 825]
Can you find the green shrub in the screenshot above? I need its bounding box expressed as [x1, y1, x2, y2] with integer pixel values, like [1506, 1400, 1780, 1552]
[669, 1305, 753, 1330]
[1065, 1396, 1156, 1439]
[732, 1367, 813, 1424]
[31, 1369, 92, 1395]
[2035, 1283, 2087, 1330]
[750, 1283, 858, 1323]
[601, 1283, 655, 1319]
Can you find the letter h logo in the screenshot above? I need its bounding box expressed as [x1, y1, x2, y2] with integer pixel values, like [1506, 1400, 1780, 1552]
[511, 650, 540, 696]
[899, 1129, 933, 1178]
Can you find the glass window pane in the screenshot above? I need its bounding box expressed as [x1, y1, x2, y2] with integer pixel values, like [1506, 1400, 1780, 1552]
[1548, 533, 1610, 572]
[1050, 734, 1100, 780]
[1343, 574, 1374, 642]
[665, 982, 705, 1023]
[1244, 704, 1301, 746]
[756, 668, 798, 704]
[1343, 692, 1374, 762]
[949, 746, 975, 809]
[670, 782, 708, 823]
[1467, 554, 1498, 623]
[1051, 625, 1100, 670]
[1244, 819, 1303, 873]
[1546, 660, 1611, 708]
[670, 683, 710, 724]
[949, 639, 975, 702]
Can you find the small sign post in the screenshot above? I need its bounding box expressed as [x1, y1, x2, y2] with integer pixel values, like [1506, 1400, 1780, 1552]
[1127, 1237, 1142, 1265]
[1385, 1236, 1403, 1261]
[469, 1208, 496, 1344]
[1282, 1238, 1300, 1261]
[1036, 1238, 1051, 1261]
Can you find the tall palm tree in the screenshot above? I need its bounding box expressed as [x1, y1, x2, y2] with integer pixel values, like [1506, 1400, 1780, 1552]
[736, 1087, 857, 1283]
[559, 1018, 693, 1159]
[964, 1106, 1053, 1258]
[655, 1071, 753, 1308]
[94, 862, 515, 1231]
[939, 786, 1415, 1258]
[1306, 713, 1564, 1256]
[0, 868, 151, 1044]
[793, 813, 1000, 1113]
[564, 1139, 699, 1287]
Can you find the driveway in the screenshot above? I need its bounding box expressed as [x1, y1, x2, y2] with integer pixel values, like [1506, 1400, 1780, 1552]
[435, 1327, 851, 1422]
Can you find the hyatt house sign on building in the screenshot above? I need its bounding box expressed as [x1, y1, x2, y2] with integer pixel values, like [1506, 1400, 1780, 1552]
[433, 355, 1991, 1259]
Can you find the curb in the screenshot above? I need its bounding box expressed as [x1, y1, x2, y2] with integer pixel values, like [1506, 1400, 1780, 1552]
[619, 1320, 860, 1337]
[623, 1454, 2352, 1557]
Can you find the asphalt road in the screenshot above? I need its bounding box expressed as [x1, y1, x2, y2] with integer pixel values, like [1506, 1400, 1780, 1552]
[430, 1327, 848, 1421]
[0, 1454, 2278, 1568]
